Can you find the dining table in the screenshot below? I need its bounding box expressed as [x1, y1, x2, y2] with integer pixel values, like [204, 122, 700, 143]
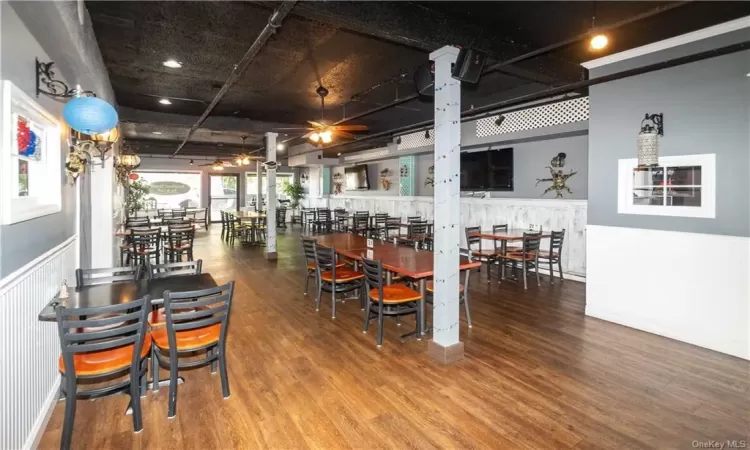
[38, 273, 218, 404]
[312, 233, 480, 337]
[227, 210, 266, 245]
[469, 228, 552, 254]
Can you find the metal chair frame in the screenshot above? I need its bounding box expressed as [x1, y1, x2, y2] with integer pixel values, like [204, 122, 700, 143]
[313, 244, 362, 319]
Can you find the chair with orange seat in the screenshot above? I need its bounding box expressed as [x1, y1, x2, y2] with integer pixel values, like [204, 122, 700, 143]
[150, 282, 235, 419]
[501, 231, 543, 290]
[360, 255, 421, 347]
[313, 244, 364, 319]
[146, 260, 203, 329]
[56, 295, 152, 450]
[301, 239, 348, 297]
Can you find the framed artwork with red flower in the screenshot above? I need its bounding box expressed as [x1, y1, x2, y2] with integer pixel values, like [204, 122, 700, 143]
[1, 80, 62, 224]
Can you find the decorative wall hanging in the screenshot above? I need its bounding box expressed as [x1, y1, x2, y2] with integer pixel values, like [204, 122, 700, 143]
[114, 145, 141, 186]
[332, 172, 343, 194]
[65, 147, 88, 184]
[400, 164, 409, 177]
[379, 168, 392, 190]
[424, 165, 435, 187]
[536, 152, 577, 198]
[637, 113, 663, 167]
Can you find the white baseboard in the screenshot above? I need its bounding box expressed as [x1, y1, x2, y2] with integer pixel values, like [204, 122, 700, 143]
[23, 375, 60, 450]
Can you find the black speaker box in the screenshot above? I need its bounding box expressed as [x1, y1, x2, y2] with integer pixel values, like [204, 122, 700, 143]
[414, 65, 434, 96]
[452, 48, 486, 84]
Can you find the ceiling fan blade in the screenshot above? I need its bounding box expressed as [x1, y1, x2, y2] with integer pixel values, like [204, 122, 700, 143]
[335, 131, 357, 139]
[331, 124, 368, 131]
[307, 121, 325, 129]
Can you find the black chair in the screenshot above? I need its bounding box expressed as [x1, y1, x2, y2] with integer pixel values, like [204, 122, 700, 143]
[148, 260, 203, 279]
[465, 226, 496, 281]
[334, 209, 349, 232]
[163, 225, 195, 262]
[383, 217, 401, 240]
[313, 244, 364, 319]
[276, 207, 287, 229]
[126, 217, 150, 228]
[157, 209, 173, 219]
[150, 282, 235, 418]
[360, 255, 421, 347]
[312, 209, 333, 234]
[396, 220, 428, 249]
[501, 231, 543, 290]
[370, 213, 389, 239]
[351, 211, 369, 236]
[302, 209, 316, 230]
[426, 248, 473, 328]
[538, 229, 565, 284]
[75, 266, 142, 288]
[406, 216, 422, 223]
[56, 295, 151, 450]
[130, 228, 161, 266]
[220, 211, 228, 241]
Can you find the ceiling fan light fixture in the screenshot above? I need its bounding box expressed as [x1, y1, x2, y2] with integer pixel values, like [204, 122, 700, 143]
[590, 34, 608, 51]
[320, 130, 333, 144]
[276, 143, 285, 151]
[213, 162, 224, 171]
[242, 156, 251, 165]
[309, 132, 320, 143]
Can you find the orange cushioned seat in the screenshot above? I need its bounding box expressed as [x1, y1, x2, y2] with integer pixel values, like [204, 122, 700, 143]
[425, 280, 465, 294]
[368, 284, 421, 303]
[470, 249, 497, 258]
[151, 323, 220, 351]
[58, 334, 152, 376]
[320, 268, 363, 283]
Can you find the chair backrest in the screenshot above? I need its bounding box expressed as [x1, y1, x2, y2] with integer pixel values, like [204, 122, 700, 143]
[126, 217, 150, 228]
[334, 208, 346, 214]
[550, 229, 566, 252]
[375, 213, 388, 226]
[149, 260, 202, 279]
[158, 209, 173, 218]
[301, 238, 316, 262]
[75, 266, 142, 288]
[167, 225, 195, 248]
[522, 231, 543, 254]
[360, 255, 383, 300]
[318, 209, 330, 221]
[277, 207, 287, 219]
[465, 226, 481, 248]
[163, 282, 234, 353]
[131, 228, 161, 248]
[313, 244, 337, 279]
[192, 208, 207, 221]
[355, 211, 369, 217]
[145, 198, 157, 210]
[164, 218, 187, 225]
[56, 295, 151, 377]
[408, 221, 428, 239]
[171, 209, 187, 218]
[407, 216, 421, 223]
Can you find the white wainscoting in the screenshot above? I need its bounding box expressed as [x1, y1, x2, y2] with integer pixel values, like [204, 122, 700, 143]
[586, 225, 749, 360]
[0, 235, 77, 449]
[304, 195, 587, 278]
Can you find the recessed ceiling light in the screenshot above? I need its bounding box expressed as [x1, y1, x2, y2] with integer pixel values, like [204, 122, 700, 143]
[152, 131, 163, 135]
[162, 59, 182, 69]
[158, 98, 172, 105]
[590, 34, 608, 51]
[276, 143, 285, 151]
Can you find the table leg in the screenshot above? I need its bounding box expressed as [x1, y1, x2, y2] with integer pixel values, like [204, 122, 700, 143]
[419, 278, 428, 336]
[386, 271, 392, 285]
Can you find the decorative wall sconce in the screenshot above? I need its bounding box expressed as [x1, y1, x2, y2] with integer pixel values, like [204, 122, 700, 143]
[36, 59, 118, 135]
[68, 128, 119, 165]
[300, 172, 309, 183]
[637, 113, 664, 167]
[379, 168, 392, 190]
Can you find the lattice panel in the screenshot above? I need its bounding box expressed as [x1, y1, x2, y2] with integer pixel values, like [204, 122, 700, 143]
[397, 129, 435, 150]
[399, 155, 416, 196]
[476, 97, 589, 138]
[342, 147, 392, 163]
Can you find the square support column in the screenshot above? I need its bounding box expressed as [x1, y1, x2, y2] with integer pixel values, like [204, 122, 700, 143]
[265, 132, 278, 260]
[255, 163, 263, 211]
[427, 46, 463, 364]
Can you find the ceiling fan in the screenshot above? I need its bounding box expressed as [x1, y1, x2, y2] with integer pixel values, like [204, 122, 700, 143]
[300, 86, 368, 145]
[199, 136, 264, 170]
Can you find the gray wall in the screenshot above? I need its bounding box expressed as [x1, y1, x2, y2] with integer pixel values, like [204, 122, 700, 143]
[332, 158, 400, 196]
[0, 3, 109, 277]
[588, 37, 750, 237]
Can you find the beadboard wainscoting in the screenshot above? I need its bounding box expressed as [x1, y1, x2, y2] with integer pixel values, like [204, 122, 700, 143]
[304, 196, 587, 278]
[0, 235, 77, 450]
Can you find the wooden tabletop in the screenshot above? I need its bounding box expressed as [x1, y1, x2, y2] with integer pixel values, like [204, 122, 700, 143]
[470, 229, 551, 241]
[38, 273, 218, 321]
[116, 223, 194, 237]
[229, 211, 266, 220]
[312, 233, 479, 279]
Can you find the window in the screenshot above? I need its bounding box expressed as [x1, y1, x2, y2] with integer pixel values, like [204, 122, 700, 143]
[0, 81, 62, 224]
[134, 171, 202, 209]
[618, 154, 715, 218]
[245, 172, 292, 206]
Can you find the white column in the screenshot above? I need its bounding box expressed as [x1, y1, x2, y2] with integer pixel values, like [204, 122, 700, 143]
[265, 132, 278, 259]
[89, 158, 115, 267]
[428, 46, 462, 363]
[255, 162, 262, 211]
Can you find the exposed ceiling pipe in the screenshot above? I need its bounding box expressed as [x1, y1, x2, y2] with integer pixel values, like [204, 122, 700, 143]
[171, 1, 298, 157]
[331, 1, 690, 127]
[303, 40, 749, 156]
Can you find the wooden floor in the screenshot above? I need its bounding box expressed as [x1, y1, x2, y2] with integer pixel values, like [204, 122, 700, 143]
[39, 227, 749, 449]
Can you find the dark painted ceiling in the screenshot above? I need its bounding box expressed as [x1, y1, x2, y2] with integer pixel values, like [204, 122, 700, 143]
[86, 1, 750, 157]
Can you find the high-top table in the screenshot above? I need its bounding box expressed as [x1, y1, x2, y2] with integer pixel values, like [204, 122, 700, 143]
[312, 233, 480, 336]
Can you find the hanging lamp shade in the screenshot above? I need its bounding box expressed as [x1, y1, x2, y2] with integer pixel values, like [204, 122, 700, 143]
[63, 96, 119, 135]
[637, 130, 659, 167]
[118, 153, 141, 171]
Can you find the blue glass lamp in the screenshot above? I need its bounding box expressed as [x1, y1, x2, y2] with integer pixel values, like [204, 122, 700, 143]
[63, 96, 119, 135]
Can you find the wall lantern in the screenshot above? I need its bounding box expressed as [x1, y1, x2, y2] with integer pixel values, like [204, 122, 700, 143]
[68, 127, 119, 165]
[36, 59, 119, 135]
[115, 146, 141, 186]
[637, 113, 664, 168]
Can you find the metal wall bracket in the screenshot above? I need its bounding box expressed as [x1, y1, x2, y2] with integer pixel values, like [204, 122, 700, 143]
[640, 113, 664, 136]
[36, 59, 96, 100]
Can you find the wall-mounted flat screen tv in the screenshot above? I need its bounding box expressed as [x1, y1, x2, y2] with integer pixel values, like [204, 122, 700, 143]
[345, 164, 370, 190]
[460, 148, 513, 191]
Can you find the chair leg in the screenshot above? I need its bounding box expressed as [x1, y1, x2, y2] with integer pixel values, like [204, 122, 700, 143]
[376, 303, 384, 347]
[485, 260, 491, 283]
[535, 262, 541, 287]
[315, 283, 322, 311]
[130, 366, 143, 433]
[167, 357, 178, 419]
[363, 297, 372, 333]
[151, 346, 160, 393]
[522, 262, 528, 290]
[210, 347, 218, 374]
[219, 344, 230, 399]
[60, 375, 77, 450]
[303, 270, 311, 296]
[463, 293, 472, 328]
[558, 259, 564, 282]
[331, 282, 337, 319]
[139, 358, 147, 398]
[549, 259, 555, 284]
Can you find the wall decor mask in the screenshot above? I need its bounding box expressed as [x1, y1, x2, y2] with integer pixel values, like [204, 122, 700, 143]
[536, 152, 577, 198]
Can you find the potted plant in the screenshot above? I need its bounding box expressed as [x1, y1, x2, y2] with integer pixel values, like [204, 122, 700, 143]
[282, 181, 305, 210]
[126, 179, 150, 216]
